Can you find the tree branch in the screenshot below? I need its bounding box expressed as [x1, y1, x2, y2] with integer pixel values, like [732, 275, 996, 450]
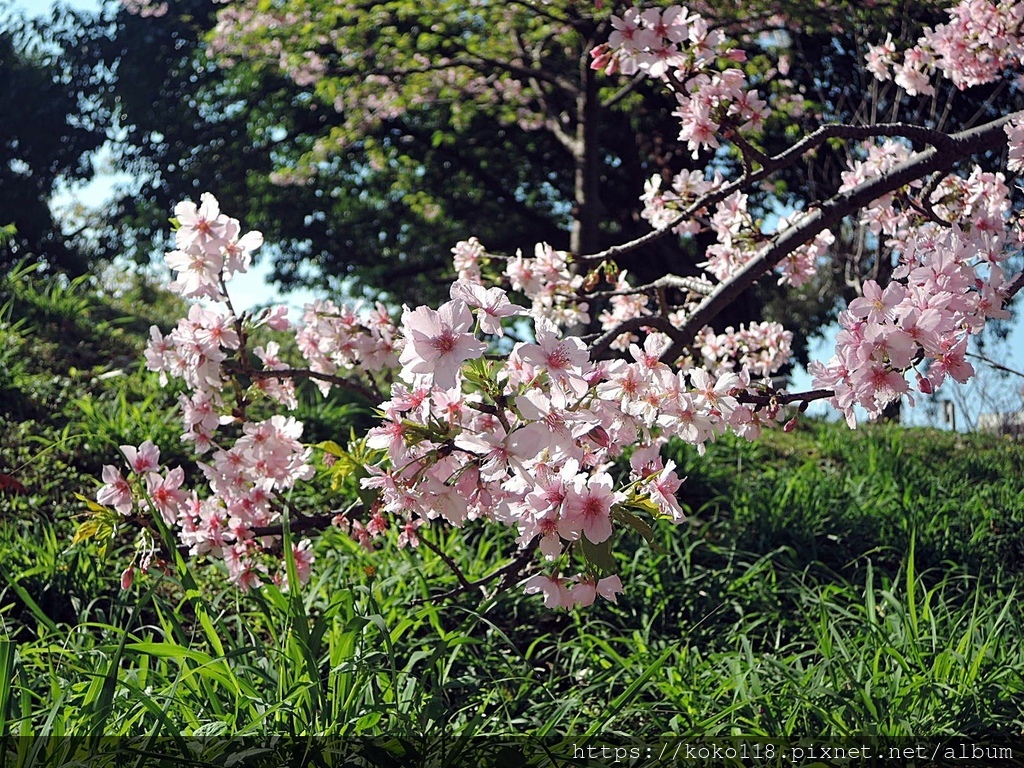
[247, 367, 380, 402]
[588, 315, 690, 360]
[418, 533, 477, 593]
[578, 119, 997, 264]
[409, 543, 537, 606]
[600, 72, 645, 110]
[1005, 269, 1024, 305]
[735, 388, 836, 408]
[659, 113, 1020, 362]
[249, 510, 343, 538]
[584, 273, 715, 301]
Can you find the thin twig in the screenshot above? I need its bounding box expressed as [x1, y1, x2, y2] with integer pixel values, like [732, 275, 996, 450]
[577, 119, 989, 265]
[249, 509, 349, 538]
[246, 367, 380, 402]
[418, 533, 477, 593]
[409, 543, 538, 606]
[589, 315, 689, 360]
[584, 273, 715, 301]
[965, 352, 1024, 380]
[1004, 269, 1024, 304]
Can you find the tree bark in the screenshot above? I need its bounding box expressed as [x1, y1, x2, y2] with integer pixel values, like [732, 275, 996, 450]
[571, 51, 603, 256]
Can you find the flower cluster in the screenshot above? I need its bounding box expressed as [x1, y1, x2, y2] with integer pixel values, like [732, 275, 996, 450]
[865, 0, 1024, 94]
[296, 299, 400, 394]
[93, 1, 1024, 610]
[642, 176, 833, 291]
[101, 182, 807, 605]
[640, 170, 715, 234]
[595, 5, 765, 162]
[504, 242, 590, 328]
[364, 286, 776, 604]
[597, 271, 652, 351]
[810, 215, 1016, 426]
[165, 193, 263, 301]
[693, 323, 793, 380]
[592, 6, 727, 79]
[97, 435, 315, 591]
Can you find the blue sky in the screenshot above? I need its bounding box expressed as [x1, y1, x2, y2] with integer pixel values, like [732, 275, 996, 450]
[8, 0, 96, 15]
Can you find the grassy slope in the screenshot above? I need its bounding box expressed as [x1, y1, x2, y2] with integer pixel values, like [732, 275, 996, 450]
[1, 268, 1023, 764]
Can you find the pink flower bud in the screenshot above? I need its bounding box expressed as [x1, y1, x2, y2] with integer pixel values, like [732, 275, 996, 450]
[120, 566, 135, 590]
[590, 44, 612, 71]
[587, 425, 611, 448]
[783, 418, 797, 433]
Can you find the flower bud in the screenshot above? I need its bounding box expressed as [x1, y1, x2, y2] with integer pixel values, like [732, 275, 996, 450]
[587, 425, 611, 448]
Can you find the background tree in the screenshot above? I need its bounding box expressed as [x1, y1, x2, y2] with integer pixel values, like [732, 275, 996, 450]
[0, 7, 108, 274]
[89, 0, 1021, 369]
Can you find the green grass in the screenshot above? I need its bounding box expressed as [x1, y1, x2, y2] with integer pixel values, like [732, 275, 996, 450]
[2, 269, 1024, 765]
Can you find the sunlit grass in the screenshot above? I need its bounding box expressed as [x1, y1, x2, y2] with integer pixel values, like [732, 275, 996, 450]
[2, 269, 1023, 764]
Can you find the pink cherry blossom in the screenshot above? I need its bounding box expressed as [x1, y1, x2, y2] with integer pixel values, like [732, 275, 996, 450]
[449, 280, 525, 336]
[398, 299, 486, 389]
[561, 472, 622, 545]
[145, 468, 188, 525]
[121, 441, 161, 475]
[97, 465, 133, 515]
[515, 317, 591, 396]
[523, 573, 575, 610]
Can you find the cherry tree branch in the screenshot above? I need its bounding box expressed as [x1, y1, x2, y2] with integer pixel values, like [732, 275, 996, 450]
[418, 534, 477, 593]
[659, 113, 1019, 362]
[578, 118, 1005, 265]
[584, 273, 715, 301]
[965, 352, 1024, 380]
[600, 72, 646, 110]
[735, 388, 836, 408]
[246, 367, 381, 403]
[249, 509, 348, 538]
[1005, 269, 1024, 304]
[409, 543, 538, 606]
[252, 506, 539, 605]
[588, 315, 689, 360]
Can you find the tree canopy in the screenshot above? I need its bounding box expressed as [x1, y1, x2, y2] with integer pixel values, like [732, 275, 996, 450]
[0, 7, 108, 274]
[7, 0, 1015, 374]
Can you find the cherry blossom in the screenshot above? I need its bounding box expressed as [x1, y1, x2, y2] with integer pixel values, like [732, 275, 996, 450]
[99, 0, 1024, 609]
[398, 300, 486, 389]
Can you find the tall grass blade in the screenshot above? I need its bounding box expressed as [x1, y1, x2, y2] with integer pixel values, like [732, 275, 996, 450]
[0, 640, 13, 737]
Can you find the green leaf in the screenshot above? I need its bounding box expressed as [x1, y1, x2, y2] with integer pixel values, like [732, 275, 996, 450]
[317, 440, 346, 457]
[72, 519, 104, 545]
[579, 535, 616, 574]
[355, 711, 382, 734]
[613, 505, 667, 554]
[0, 639, 14, 737]
[75, 492, 113, 515]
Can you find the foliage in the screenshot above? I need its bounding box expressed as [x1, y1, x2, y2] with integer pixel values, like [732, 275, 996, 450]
[72, 0, 1014, 364]
[4, 417, 1024, 756]
[0, 7, 109, 275]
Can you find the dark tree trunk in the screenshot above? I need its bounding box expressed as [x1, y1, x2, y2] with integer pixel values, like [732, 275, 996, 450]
[571, 54, 603, 256]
